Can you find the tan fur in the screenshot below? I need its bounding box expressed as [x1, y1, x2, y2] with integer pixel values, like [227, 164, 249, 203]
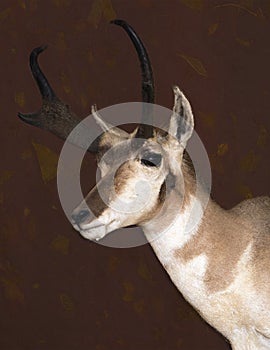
[175, 198, 254, 293]
[71, 87, 270, 349]
[164, 168, 270, 347]
[21, 39, 270, 349]
[147, 184, 270, 348]
[114, 161, 138, 195]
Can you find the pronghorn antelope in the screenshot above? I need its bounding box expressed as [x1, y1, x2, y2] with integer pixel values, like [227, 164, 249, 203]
[19, 20, 270, 349]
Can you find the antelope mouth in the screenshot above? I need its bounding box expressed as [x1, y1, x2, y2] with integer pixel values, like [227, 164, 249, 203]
[73, 223, 107, 241]
[72, 220, 117, 242]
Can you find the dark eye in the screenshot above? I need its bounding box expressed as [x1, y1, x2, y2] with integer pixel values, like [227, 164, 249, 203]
[140, 152, 162, 167]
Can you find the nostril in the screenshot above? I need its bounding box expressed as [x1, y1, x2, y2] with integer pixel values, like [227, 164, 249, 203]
[72, 209, 90, 224]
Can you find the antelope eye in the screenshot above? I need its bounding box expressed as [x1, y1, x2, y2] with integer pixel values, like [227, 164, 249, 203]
[140, 152, 162, 167]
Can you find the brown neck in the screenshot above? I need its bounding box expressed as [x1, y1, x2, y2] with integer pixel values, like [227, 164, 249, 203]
[174, 199, 253, 293]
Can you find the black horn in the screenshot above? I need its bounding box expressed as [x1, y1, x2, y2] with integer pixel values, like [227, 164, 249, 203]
[29, 46, 57, 101]
[17, 46, 100, 152]
[111, 19, 155, 139]
[18, 21, 155, 152]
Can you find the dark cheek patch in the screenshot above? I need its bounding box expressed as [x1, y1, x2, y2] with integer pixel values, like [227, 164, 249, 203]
[158, 172, 176, 204]
[158, 181, 166, 204]
[85, 185, 108, 218]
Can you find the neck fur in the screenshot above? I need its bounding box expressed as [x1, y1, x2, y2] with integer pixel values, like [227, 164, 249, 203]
[142, 194, 205, 259]
[142, 152, 209, 253]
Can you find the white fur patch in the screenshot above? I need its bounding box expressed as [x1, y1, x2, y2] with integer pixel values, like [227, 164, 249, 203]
[144, 196, 203, 262]
[143, 200, 270, 349]
[143, 196, 209, 305]
[171, 254, 209, 306]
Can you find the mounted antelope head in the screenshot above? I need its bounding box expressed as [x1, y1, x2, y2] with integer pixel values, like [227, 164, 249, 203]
[19, 20, 270, 350]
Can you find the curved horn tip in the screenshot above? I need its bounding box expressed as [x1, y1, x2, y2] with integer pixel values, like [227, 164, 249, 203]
[111, 18, 154, 138]
[29, 44, 57, 101]
[110, 19, 126, 26]
[31, 45, 48, 57]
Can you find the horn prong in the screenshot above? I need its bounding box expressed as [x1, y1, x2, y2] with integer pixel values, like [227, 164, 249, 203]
[18, 112, 42, 127]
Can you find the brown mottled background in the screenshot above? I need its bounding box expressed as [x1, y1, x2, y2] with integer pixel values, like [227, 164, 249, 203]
[1, 1, 270, 349]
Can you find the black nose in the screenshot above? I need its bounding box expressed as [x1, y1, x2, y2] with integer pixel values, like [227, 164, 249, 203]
[71, 209, 90, 224]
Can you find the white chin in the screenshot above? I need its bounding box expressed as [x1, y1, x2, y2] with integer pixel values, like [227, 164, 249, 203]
[73, 223, 107, 242]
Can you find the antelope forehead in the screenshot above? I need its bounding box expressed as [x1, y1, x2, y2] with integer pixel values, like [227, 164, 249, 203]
[114, 163, 164, 194]
[114, 160, 138, 178]
[113, 161, 140, 195]
[98, 144, 133, 168]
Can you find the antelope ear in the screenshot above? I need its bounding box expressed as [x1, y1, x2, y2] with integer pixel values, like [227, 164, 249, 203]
[91, 105, 129, 157]
[91, 105, 129, 138]
[168, 86, 194, 148]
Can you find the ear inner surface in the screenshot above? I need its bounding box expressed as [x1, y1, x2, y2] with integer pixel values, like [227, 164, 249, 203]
[169, 86, 194, 147]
